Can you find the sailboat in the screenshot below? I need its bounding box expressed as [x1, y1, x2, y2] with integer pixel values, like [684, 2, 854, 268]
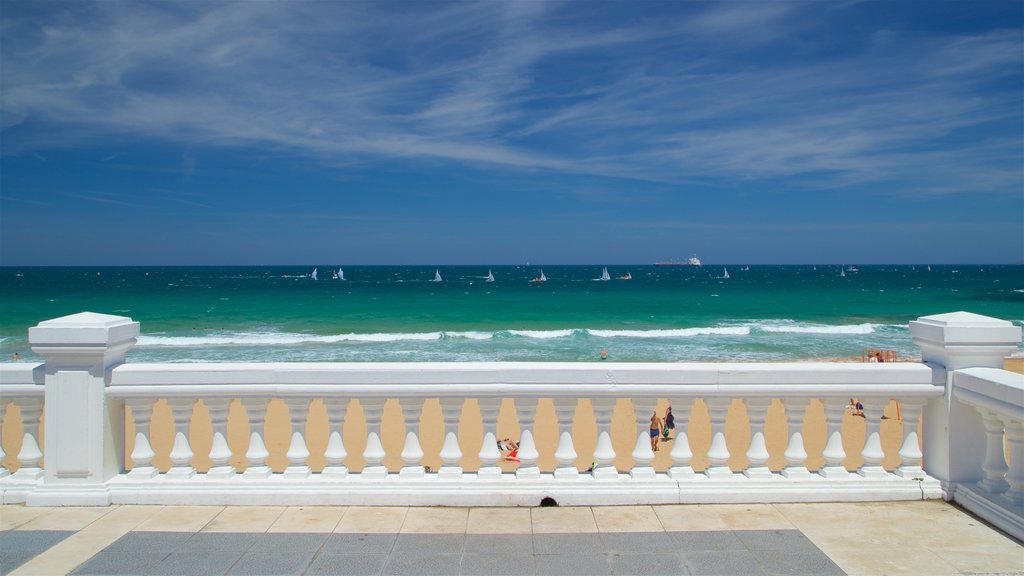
[338, 268, 345, 281]
[840, 267, 846, 278]
[722, 267, 730, 279]
[485, 270, 495, 283]
[431, 269, 442, 282]
[531, 270, 547, 283]
[311, 268, 318, 281]
[617, 272, 632, 280]
[595, 267, 610, 281]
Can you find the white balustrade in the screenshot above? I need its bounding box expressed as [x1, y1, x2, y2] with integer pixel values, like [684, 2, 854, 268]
[360, 398, 387, 480]
[12, 398, 43, 480]
[591, 398, 617, 479]
[667, 399, 695, 479]
[704, 398, 732, 480]
[744, 399, 773, 479]
[552, 398, 579, 479]
[165, 398, 196, 479]
[283, 398, 312, 479]
[819, 398, 849, 478]
[322, 398, 348, 479]
[399, 398, 425, 478]
[514, 398, 540, 480]
[476, 398, 502, 480]
[126, 399, 158, 478]
[241, 398, 272, 479]
[782, 398, 811, 479]
[205, 398, 235, 480]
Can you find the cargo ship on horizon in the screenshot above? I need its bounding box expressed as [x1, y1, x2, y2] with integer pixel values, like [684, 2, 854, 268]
[653, 256, 702, 267]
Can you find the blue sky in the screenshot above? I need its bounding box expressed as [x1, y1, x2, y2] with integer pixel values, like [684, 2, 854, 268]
[1, 1, 1021, 265]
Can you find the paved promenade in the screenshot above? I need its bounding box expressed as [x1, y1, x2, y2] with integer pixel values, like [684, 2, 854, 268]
[1, 501, 1021, 575]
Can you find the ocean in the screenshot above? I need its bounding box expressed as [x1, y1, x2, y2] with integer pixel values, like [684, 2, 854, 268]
[1, 265, 1021, 363]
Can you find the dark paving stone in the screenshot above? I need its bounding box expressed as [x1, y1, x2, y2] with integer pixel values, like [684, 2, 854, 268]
[150, 549, 246, 576]
[460, 553, 535, 576]
[667, 530, 746, 551]
[0, 551, 40, 575]
[391, 533, 465, 556]
[535, 553, 611, 576]
[104, 531, 194, 553]
[305, 553, 387, 576]
[600, 531, 674, 554]
[382, 553, 461, 576]
[0, 530, 75, 551]
[751, 548, 846, 576]
[464, 533, 534, 555]
[71, 550, 172, 575]
[323, 533, 397, 555]
[682, 549, 767, 576]
[228, 550, 315, 575]
[733, 529, 820, 552]
[253, 532, 329, 553]
[532, 533, 604, 555]
[608, 553, 688, 576]
[182, 532, 261, 552]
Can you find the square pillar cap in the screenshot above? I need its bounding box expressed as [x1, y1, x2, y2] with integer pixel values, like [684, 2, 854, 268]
[909, 311, 1021, 347]
[29, 312, 140, 350]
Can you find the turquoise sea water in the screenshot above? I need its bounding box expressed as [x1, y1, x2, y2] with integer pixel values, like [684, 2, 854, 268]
[1, 265, 1021, 363]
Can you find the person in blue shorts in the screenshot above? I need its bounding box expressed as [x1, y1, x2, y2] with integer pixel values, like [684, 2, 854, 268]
[650, 411, 662, 451]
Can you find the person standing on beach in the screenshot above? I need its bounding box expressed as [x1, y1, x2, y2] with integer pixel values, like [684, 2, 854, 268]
[650, 411, 662, 451]
[663, 405, 675, 441]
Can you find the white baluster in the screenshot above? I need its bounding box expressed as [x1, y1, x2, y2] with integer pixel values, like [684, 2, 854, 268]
[704, 398, 733, 480]
[631, 398, 657, 479]
[437, 398, 464, 479]
[552, 398, 579, 479]
[857, 399, 888, 479]
[591, 398, 618, 479]
[12, 398, 43, 480]
[283, 398, 311, 479]
[819, 398, 849, 479]
[514, 398, 540, 480]
[1001, 418, 1024, 507]
[165, 398, 196, 479]
[477, 398, 502, 480]
[744, 398, 773, 479]
[399, 398, 426, 479]
[977, 408, 1009, 494]
[782, 398, 811, 479]
[125, 399, 158, 479]
[0, 402, 8, 479]
[361, 398, 387, 480]
[322, 398, 348, 480]
[204, 398, 235, 480]
[241, 398, 272, 479]
[667, 399, 695, 479]
[895, 400, 925, 479]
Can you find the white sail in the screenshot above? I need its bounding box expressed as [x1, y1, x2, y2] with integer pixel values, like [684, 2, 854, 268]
[722, 267, 730, 279]
[338, 268, 345, 281]
[311, 268, 318, 281]
[540, 270, 546, 281]
[595, 267, 610, 281]
[485, 270, 494, 282]
[840, 267, 846, 277]
[432, 269, 442, 282]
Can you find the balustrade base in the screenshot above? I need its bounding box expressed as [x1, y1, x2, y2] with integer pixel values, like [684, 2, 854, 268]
[894, 466, 925, 479]
[10, 468, 43, 482]
[25, 485, 112, 507]
[283, 466, 311, 480]
[127, 467, 160, 479]
[362, 465, 387, 481]
[516, 467, 541, 480]
[819, 466, 849, 479]
[781, 467, 812, 479]
[554, 467, 579, 480]
[954, 484, 1024, 542]
[744, 466, 773, 480]
[705, 466, 733, 480]
[629, 466, 656, 480]
[321, 467, 348, 480]
[668, 466, 695, 480]
[437, 467, 463, 480]
[477, 466, 502, 480]
[399, 466, 426, 479]
[165, 467, 196, 480]
[206, 467, 236, 481]
[243, 466, 272, 479]
[593, 465, 619, 480]
[857, 466, 889, 480]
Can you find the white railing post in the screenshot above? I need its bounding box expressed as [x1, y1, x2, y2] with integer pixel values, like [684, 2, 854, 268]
[165, 398, 196, 479]
[895, 400, 926, 479]
[704, 398, 732, 480]
[631, 398, 657, 479]
[820, 397, 849, 478]
[858, 399, 888, 479]
[437, 398, 464, 479]
[552, 398, 579, 479]
[360, 398, 387, 480]
[590, 397, 617, 479]
[205, 398, 235, 480]
[1002, 419, 1024, 507]
[514, 398, 540, 479]
[282, 398, 312, 479]
[977, 409, 1009, 495]
[781, 398, 811, 479]
[125, 399, 158, 479]
[11, 398, 43, 481]
[399, 398, 426, 479]
[241, 398, 272, 479]
[476, 398, 502, 480]
[667, 399, 695, 479]
[744, 398, 773, 479]
[322, 398, 348, 479]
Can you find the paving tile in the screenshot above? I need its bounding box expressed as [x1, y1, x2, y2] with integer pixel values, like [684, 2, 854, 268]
[204, 506, 284, 532]
[592, 506, 662, 533]
[750, 548, 845, 576]
[391, 532, 465, 556]
[460, 553, 536, 576]
[0, 529, 75, 551]
[599, 531, 673, 554]
[682, 549, 768, 576]
[149, 548, 245, 576]
[0, 551, 37, 575]
[16, 507, 113, 531]
[712, 504, 795, 531]
[464, 533, 534, 555]
[531, 506, 597, 533]
[322, 532, 397, 555]
[104, 530, 194, 553]
[467, 507, 532, 534]
[401, 507, 468, 533]
[134, 505, 223, 532]
[71, 550, 171, 575]
[182, 531, 261, 552]
[929, 543, 1024, 575]
[268, 506, 346, 533]
[653, 505, 730, 532]
[532, 532, 605, 555]
[252, 531, 329, 552]
[306, 553, 387, 576]
[607, 552, 688, 576]
[535, 553, 611, 576]
[9, 529, 128, 576]
[667, 530, 746, 551]
[733, 529, 821, 551]
[819, 545, 960, 575]
[0, 506, 51, 531]
[336, 507, 407, 533]
[228, 549, 316, 575]
[382, 553, 461, 576]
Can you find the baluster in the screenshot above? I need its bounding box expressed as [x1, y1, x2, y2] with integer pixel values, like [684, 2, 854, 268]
[126, 399, 158, 478]
[322, 398, 348, 479]
[977, 408, 1009, 494]
[667, 399, 695, 479]
[857, 399, 888, 479]
[704, 398, 732, 480]
[283, 398, 312, 479]
[0, 402, 8, 479]
[477, 398, 502, 480]
[631, 398, 657, 479]
[437, 398, 464, 479]
[552, 398, 579, 479]
[895, 400, 925, 479]
[399, 398, 426, 479]
[241, 398, 272, 479]
[361, 398, 387, 480]
[165, 398, 196, 479]
[744, 398, 773, 479]
[11, 398, 42, 480]
[819, 398, 848, 478]
[514, 398, 540, 479]
[782, 398, 811, 479]
[1001, 418, 1024, 506]
[591, 398, 617, 479]
[204, 398, 235, 479]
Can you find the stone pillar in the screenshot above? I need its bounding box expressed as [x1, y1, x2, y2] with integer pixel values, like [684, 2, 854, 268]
[1002, 419, 1024, 507]
[27, 312, 139, 505]
[895, 400, 926, 479]
[977, 409, 1009, 495]
[858, 399, 888, 479]
[437, 398, 464, 479]
[819, 398, 848, 479]
[744, 398, 773, 479]
[552, 398, 579, 479]
[205, 398, 235, 480]
[782, 398, 811, 479]
[630, 398, 657, 480]
[165, 398, 197, 479]
[322, 398, 348, 480]
[590, 398, 617, 479]
[910, 312, 1022, 496]
[667, 399, 695, 480]
[241, 398, 272, 479]
[476, 398, 502, 480]
[282, 398, 312, 479]
[399, 398, 426, 479]
[11, 398, 44, 481]
[514, 398, 540, 480]
[360, 398, 387, 480]
[125, 399, 158, 479]
[704, 398, 732, 480]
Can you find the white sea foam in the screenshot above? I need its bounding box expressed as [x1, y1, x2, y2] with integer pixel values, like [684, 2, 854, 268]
[588, 327, 750, 338]
[756, 322, 877, 334]
[505, 329, 576, 339]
